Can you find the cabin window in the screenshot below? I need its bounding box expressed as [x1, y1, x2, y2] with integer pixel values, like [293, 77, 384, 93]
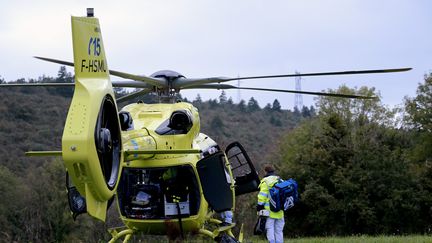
[117, 165, 200, 219]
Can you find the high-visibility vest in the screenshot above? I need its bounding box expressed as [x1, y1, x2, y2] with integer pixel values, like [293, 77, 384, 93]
[257, 175, 284, 219]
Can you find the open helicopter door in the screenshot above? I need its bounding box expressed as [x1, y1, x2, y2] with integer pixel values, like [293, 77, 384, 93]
[225, 142, 260, 196]
[196, 151, 234, 212]
[61, 14, 122, 221]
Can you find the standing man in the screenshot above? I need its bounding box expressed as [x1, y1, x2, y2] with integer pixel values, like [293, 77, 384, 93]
[257, 164, 284, 243]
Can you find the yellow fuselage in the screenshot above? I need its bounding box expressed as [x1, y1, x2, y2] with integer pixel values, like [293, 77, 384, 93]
[117, 102, 219, 233]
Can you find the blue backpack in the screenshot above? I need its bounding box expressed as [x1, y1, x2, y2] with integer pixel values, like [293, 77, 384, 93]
[268, 178, 299, 212]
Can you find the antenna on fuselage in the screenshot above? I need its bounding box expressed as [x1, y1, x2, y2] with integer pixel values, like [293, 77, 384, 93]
[87, 8, 94, 17]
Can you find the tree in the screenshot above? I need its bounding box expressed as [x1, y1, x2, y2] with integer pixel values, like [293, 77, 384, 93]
[193, 94, 202, 104]
[293, 106, 301, 118]
[46, 66, 75, 97]
[219, 90, 227, 104]
[274, 86, 421, 236]
[272, 99, 281, 112]
[247, 97, 260, 112]
[270, 115, 282, 126]
[0, 166, 28, 241]
[309, 106, 316, 117]
[238, 99, 246, 112]
[301, 106, 311, 117]
[404, 74, 432, 162]
[210, 116, 224, 130]
[405, 74, 432, 132]
[208, 98, 218, 108]
[316, 85, 393, 126]
[22, 160, 73, 242]
[227, 97, 234, 106]
[404, 73, 432, 231]
[56, 66, 73, 83]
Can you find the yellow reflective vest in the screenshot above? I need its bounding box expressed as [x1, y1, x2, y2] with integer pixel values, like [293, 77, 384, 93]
[257, 175, 284, 219]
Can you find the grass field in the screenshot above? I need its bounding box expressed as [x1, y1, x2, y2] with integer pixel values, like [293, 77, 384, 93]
[246, 235, 432, 243]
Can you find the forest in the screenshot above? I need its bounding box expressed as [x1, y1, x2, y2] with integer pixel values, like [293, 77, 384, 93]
[0, 67, 431, 242]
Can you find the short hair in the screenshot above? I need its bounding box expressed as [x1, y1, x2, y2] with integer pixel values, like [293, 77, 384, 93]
[264, 164, 275, 173]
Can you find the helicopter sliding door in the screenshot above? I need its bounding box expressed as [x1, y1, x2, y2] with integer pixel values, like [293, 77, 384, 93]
[225, 142, 260, 196]
[196, 152, 234, 212]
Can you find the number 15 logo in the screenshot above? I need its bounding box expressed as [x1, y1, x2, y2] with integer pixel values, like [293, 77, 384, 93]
[88, 37, 101, 56]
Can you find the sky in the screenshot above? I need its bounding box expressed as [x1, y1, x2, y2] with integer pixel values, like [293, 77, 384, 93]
[0, 0, 430, 109]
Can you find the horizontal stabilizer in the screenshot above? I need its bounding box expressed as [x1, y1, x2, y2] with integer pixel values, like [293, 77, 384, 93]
[26, 151, 62, 156]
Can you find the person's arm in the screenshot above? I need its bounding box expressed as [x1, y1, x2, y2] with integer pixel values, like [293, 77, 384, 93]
[257, 181, 268, 211]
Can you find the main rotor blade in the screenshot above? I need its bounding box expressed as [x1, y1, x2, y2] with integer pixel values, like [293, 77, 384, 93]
[0, 80, 152, 89]
[175, 67, 412, 88]
[184, 84, 377, 99]
[34, 56, 166, 88]
[34, 56, 74, 66]
[109, 70, 165, 88]
[116, 89, 153, 103]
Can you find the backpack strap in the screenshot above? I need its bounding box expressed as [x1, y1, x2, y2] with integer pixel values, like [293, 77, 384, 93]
[262, 176, 280, 190]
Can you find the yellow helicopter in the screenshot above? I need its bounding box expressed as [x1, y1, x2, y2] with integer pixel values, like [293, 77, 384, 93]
[0, 8, 411, 243]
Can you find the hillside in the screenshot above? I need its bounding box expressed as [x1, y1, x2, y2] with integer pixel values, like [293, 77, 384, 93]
[0, 86, 71, 171]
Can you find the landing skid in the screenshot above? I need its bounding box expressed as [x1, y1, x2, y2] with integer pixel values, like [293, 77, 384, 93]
[108, 227, 133, 243]
[107, 213, 244, 242]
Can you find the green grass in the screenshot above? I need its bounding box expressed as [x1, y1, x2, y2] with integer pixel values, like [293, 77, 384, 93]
[246, 235, 432, 243]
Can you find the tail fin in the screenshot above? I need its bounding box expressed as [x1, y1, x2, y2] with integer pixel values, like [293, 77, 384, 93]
[62, 15, 122, 222]
[71, 16, 109, 80]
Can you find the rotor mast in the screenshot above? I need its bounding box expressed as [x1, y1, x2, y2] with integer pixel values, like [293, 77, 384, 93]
[150, 70, 185, 102]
